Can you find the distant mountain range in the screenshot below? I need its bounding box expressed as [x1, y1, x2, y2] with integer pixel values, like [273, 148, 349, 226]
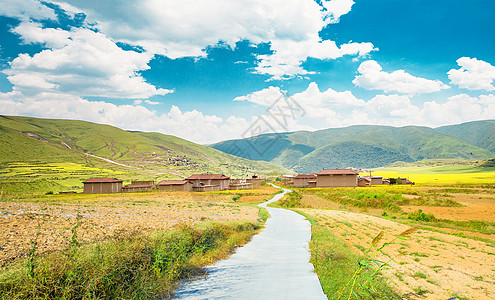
[212, 120, 495, 173]
[0, 115, 288, 179]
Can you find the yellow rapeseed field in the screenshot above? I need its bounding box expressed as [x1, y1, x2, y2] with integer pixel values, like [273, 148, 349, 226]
[373, 165, 495, 185]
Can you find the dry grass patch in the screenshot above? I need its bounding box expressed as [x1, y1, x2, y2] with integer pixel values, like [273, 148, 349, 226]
[0, 191, 259, 267]
[301, 209, 495, 299]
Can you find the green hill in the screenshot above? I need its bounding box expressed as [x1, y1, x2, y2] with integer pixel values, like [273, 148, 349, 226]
[212, 122, 495, 173]
[436, 120, 495, 153]
[0, 115, 289, 194]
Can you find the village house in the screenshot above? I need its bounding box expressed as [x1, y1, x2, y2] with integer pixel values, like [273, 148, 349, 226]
[245, 175, 262, 188]
[185, 174, 230, 192]
[157, 180, 193, 191]
[229, 179, 253, 190]
[293, 174, 317, 188]
[122, 180, 155, 193]
[316, 169, 358, 187]
[82, 178, 123, 194]
[360, 176, 385, 186]
[358, 176, 371, 187]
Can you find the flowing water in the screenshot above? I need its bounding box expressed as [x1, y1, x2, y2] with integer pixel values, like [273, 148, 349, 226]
[172, 185, 327, 300]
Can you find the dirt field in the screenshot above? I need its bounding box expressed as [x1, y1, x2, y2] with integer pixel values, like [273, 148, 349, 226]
[402, 193, 495, 222]
[0, 191, 263, 267]
[299, 187, 495, 300]
[301, 209, 495, 299]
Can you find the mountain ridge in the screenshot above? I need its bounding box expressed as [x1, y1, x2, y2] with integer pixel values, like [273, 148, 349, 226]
[212, 121, 495, 173]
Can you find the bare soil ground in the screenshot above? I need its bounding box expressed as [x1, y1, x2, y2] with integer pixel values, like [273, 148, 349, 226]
[298, 187, 495, 299]
[300, 204, 495, 299]
[402, 193, 495, 222]
[0, 191, 261, 267]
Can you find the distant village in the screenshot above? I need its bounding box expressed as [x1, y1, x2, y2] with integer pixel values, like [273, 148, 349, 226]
[81, 169, 414, 194]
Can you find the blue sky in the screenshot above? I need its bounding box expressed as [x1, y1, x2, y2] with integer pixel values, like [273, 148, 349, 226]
[0, 0, 494, 144]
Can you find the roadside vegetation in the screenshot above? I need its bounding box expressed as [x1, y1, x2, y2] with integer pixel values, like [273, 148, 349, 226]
[0, 221, 258, 299]
[298, 211, 401, 300]
[0, 185, 280, 298]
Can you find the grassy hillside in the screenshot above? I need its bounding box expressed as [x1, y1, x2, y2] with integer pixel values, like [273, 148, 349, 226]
[0, 116, 289, 194]
[436, 120, 495, 153]
[213, 123, 495, 173]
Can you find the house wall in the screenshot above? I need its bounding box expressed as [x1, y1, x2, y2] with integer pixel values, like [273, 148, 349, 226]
[192, 185, 220, 192]
[229, 183, 252, 190]
[122, 186, 152, 193]
[246, 178, 262, 188]
[157, 183, 193, 192]
[316, 174, 357, 187]
[189, 179, 229, 190]
[358, 179, 370, 187]
[293, 178, 314, 188]
[131, 181, 156, 188]
[83, 182, 122, 194]
[371, 178, 383, 185]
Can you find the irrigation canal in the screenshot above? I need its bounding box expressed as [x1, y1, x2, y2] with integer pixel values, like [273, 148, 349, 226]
[172, 184, 327, 299]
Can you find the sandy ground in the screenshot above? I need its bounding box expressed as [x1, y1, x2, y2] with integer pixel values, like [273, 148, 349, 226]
[401, 193, 495, 222]
[0, 191, 260, 267]
[301, 208, 495, 299]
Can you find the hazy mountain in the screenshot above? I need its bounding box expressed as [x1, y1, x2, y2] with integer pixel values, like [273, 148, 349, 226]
[212, 121, 495, 173]
[436, 120, 495, 153]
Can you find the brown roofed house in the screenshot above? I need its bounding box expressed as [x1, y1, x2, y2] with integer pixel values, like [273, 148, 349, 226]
[185, 174, 230, 192]
[157, 180, 193, 192]
[316, 169, 358, 187]
[293, 174, 317, 188]
[358, 177, 371, 187]
[82, 178, 123, 194]
[245, 175, 262, 188]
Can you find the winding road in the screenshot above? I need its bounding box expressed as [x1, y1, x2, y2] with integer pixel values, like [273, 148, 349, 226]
[172, 185, 327, 299]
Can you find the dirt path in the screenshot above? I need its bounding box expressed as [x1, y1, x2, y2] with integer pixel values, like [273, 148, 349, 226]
[173, 185, 327, 299]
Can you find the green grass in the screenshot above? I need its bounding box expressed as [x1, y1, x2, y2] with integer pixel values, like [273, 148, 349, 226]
[0, 221, 259, 300]
[304, 186, 463, 211]
[277, 190, 302, 208]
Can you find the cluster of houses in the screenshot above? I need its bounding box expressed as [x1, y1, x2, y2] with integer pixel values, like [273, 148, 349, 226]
[82, 174, 262, 194]
[285, 169, 414, 188]
[81, 169, 414, 194]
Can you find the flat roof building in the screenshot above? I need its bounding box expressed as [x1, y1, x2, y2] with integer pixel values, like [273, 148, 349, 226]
[316, 169, 358, 188]
[82, 178, 123, 194]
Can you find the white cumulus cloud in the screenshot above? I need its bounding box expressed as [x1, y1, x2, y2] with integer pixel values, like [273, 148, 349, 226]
[448, 57, 495, 91]
[5, 25, 172, 99]
[234, 82, 365, 126]
[48, 0, 374, 80]
[0, 0, 57, 21]
[321, 0, 355, 24]
[11, 22, 71, 48]
[0, 91, 252, 144]
[353, 60, 450, 94]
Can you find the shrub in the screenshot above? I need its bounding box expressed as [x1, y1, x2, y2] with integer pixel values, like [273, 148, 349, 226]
[408, 209, 436, 222]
